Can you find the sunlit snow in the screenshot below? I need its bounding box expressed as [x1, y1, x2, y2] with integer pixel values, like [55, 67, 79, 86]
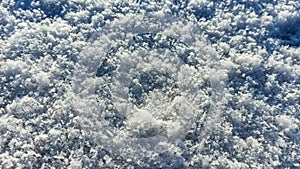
[1, 0, 300, 168]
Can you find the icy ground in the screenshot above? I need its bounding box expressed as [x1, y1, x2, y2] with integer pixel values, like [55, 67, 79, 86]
[1, 0, 300, 168]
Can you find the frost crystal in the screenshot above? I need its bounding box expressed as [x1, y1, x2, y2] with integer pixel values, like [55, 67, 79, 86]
[1, 0, 300, 168]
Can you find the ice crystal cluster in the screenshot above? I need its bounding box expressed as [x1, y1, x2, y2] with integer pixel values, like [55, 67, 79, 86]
[1, 0, 300, 168]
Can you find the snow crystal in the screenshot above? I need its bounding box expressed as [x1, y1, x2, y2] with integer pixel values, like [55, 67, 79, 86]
[1, 0, 300, 168]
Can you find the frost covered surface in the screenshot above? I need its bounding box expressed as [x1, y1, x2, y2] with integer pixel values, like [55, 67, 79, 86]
[1, 0, 300, 168]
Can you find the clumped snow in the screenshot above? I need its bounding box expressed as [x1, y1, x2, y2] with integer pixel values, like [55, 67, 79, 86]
[1, 0, 300, 168]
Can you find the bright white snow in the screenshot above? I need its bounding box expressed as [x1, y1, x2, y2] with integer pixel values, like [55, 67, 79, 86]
[1, 0, 300, 168]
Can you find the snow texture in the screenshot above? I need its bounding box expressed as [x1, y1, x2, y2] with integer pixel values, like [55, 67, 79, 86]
[1, 0, 300, 168]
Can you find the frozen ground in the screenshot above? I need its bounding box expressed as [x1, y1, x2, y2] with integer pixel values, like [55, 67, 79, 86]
[1, 0, 300, 168]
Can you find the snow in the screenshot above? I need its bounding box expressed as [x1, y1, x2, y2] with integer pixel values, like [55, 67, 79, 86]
[1, 0, 300, 168]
